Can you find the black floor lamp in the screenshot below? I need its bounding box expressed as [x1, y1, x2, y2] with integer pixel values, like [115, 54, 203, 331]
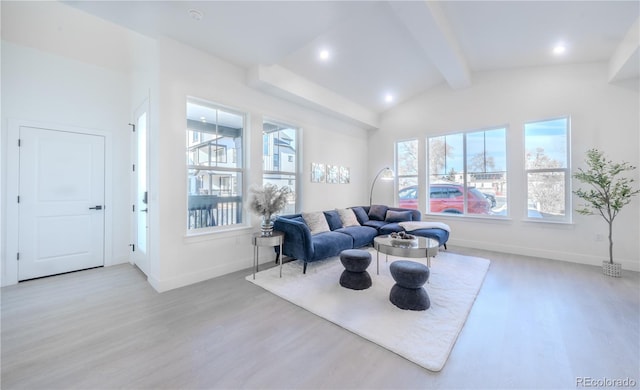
[369, 167, 395, 206]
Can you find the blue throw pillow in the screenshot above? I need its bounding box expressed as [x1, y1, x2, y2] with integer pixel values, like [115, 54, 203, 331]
[351, 207, 369, 224]
[385, 210, 413, 223]
[323, 210, 343, 231]
[368, 205, 388, 221]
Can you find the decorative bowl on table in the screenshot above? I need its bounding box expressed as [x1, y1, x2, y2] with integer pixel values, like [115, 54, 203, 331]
[389, 232, 418, 247]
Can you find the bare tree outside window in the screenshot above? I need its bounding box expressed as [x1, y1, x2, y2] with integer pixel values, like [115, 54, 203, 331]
[524, 117, 570, 221]
[428, 137, 453, 176]
[396, 140, 419, 209]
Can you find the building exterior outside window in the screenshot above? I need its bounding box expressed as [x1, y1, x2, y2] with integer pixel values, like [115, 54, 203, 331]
[263, 119, 298, 215]
[186, 98, 245, 230]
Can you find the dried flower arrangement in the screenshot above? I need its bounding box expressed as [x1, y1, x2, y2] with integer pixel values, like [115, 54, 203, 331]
[249, 184, 292, 220]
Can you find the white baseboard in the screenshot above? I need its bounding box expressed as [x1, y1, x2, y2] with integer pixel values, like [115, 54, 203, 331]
[449, 238, 640, 272]
[147, 255, 255, 293]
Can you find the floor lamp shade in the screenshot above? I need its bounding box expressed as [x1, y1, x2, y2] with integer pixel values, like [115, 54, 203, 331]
[369, 167, 395, 206]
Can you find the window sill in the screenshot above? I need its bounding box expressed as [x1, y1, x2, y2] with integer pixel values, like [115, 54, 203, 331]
[423, 212, 511, 223]
[521, 218, 574, 226]
[184, 224, 254, 243]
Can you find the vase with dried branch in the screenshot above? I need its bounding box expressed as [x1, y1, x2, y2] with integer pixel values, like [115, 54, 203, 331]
[249, 184, 291, 236]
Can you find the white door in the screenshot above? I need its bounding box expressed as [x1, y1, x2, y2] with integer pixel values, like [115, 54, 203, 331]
[18, 126, 105, 280]
[131, 101, 149, 275]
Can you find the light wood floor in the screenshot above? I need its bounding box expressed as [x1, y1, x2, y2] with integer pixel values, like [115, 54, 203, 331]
[2, 247, 639, 389]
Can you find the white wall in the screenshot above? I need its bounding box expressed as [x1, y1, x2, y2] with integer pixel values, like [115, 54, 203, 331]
[149, 38, 369, 291]
[373, 63, 640, 271]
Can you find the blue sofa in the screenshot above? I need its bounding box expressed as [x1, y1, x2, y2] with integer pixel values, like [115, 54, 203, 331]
[274, 205, 449, 273]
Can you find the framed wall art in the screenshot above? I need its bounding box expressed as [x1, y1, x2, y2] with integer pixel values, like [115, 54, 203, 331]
[311, 163, 326, 183]
[326, 165, 339, 184]
[339, 166, 350, 184]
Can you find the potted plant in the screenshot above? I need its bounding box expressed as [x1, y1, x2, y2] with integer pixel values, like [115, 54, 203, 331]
[573, 149, 639, 277]
[249, 184, 291, 235]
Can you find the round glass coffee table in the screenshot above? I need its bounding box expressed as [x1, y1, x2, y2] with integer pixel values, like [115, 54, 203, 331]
[373, 235, 439, 275]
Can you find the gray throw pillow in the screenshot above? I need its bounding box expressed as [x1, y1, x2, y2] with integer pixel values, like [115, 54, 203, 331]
[302, 211, 331, 235]
[368, 205, 388, 221]
[336, 208, 360, 227]
[385, 210, 413, 222]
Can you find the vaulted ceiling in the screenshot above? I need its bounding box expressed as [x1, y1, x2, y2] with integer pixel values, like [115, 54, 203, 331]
[65, 1, 639, 128]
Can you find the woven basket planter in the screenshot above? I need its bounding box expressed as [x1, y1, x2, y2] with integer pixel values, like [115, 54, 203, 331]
[602, 261, 622, 277]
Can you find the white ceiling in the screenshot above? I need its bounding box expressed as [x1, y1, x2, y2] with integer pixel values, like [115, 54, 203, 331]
[65, 1, 639, 123]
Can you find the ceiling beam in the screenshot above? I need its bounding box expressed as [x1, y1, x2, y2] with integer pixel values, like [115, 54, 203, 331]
[609, 17, 639, 83]
[389, 0, 471, 89]
[247, 64, 380, 130]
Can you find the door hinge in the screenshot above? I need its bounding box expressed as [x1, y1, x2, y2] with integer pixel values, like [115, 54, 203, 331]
[18, 139, 21, 147]
[17, 252, 20, 261]
[132, 164, 136, 172]
[17, 195, 20, 203]
[132, 204, 135, 212]
[129, 244, 135, 252]
[129, 123, 136, 132]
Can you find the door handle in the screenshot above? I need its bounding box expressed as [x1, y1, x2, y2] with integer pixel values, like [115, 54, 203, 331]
[89, 205, 103, 210]
[141, 208, 148, 213]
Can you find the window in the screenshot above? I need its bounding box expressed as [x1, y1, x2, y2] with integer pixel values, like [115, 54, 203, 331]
[186, 98, 244, 230]
[396, 140, 419, 209]
[427, 127, 506, 216]
[524, 117, 570, 222]
[263, 119, 298, 214]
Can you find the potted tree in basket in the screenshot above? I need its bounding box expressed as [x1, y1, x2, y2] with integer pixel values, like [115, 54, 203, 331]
[249, 184, 291, 236]
[573, 149, 639, 277]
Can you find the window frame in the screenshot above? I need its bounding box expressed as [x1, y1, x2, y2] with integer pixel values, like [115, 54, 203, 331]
[426, 125, 508, 218]
[523, 116, 572, 224]
[186, 97, 247, 234]
[395, 139, 419, 210]
[262, 118, 300, 215]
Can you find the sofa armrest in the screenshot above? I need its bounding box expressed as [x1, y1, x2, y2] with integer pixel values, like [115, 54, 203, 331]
[274, 216, 314, 261]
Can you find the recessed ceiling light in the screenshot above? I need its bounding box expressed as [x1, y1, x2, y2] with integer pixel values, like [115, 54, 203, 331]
[189, 9, 204, 21]
[553, 43, 566, 55]
[385, 94, 394, 103]
[319, 49, 330, 61]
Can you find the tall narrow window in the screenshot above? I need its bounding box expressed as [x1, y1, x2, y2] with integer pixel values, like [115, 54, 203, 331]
[427, 127, 506, 216]
[396, 140, 419, 209]
[263, 119, 298, 214]
[186, 98, 245, 230]
[524, 117, 571, 222]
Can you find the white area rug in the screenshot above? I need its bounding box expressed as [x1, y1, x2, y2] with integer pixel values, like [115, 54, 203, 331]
[246, 249, 490, 371]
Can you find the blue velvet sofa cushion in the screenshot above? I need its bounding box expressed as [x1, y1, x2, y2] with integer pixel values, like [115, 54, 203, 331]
[363, 220, 387, 230]
[336, 226, 378, 248]
[378, 222, 406, 236]
[311, 231, 353, 260]
[407, 228, 450, 247]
